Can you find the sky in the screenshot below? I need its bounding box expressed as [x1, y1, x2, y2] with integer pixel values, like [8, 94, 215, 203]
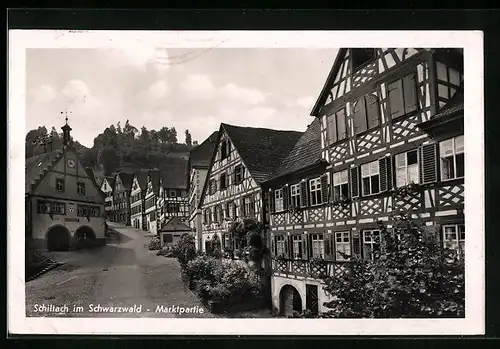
[26, 45, 338, 147]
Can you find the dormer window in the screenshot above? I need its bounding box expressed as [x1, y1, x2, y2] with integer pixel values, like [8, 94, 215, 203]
[352, 48, 376, 72]
[220, 140, 228, 160]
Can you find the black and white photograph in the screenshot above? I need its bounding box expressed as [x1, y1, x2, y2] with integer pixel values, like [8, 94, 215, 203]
[8, 30, 484, 335]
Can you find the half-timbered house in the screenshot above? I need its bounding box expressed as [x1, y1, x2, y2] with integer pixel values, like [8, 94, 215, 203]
[100, 176, 115, 221]
[199, 123, 302, 254]
[188, 131, 219, 251]
[130, 169, 148, 230]
[266, 48, 464, 316]
[25, 120, 106, 251]
[113, 171, 134, 226]
[144, 169, 161, 233]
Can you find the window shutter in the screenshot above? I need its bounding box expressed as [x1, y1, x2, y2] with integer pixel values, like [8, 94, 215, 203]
[307, 234, 313, 259]
[302, 235, 308, 260]
[272, 236, 276, 255]
[327, 113, 337, 144]
[350, 167, 359, 198]
[321, 174, 329, 204]
[403, 73, 418, 114]
[353, 97, 367, 134]
[388, 79, 404, 119]
[386, 156, 393, 190]
[420, 143, 437, 183]
[324, 233, 334, 261]
[337, 109, 348, 140]
[285, 235, 291, 259]
[300, 181, 308, 207]
[283, 186, 290, 210]
[379, 157, 389, 192]
[366, 95, 380, 129]
[269, 191, 275, 213]
[352, 231, 361, 259]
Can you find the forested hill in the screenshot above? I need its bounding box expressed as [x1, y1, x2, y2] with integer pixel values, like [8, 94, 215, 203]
[26, 119, 197, 178]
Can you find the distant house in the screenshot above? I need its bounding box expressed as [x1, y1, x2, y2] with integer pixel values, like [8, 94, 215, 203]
[158, 216, 192, 248]
[188, 131, 219, 251]
[154, 157, 190, 235]
[25, 121, 106, 251]
[100, 176, 115, 221]
[130, 169, 148, 230]
[113, 171, 134, 226]
[199, 123, 303, 254]
[144, 169, 161, 233]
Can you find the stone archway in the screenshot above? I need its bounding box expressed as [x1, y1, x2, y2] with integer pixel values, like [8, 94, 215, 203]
[46, 225, 71, 251]
[73, 225, 97, 249]
[279, 284, 303, 317]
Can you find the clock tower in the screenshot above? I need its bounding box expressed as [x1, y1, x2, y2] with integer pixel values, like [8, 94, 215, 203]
[61, 111, 72, 148]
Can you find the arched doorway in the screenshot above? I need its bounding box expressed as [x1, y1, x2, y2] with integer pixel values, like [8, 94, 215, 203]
[279, 284, 303, 317]
[46, 225, 71, 251]
[73, 226, 97, 249]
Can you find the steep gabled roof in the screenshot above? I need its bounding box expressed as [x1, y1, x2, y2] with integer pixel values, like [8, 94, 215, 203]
[269, 118, 326, 180]
[189, 131, 219, 168]
[105, 176, 115, 190]
[222, 123, 303, 183]
[117, 172, 134, 191]
[134, 169, 149, 191]
[160, 156, 189, 189]
[25, 149, 63, 194]
[159, 216, 192, 232]
[149, 169, 161, 195]
[311, 48, 348, 117]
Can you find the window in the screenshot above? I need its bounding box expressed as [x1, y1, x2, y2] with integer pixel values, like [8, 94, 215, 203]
[214, 206, 220, 223]
[440, 136, 464, 180]
[387, 73, 418, 119]
[361, 161, 380, 196]
[353, 95, 380, 134]
[442, 224, 465, 258]
[274, 235, 286, 257]
[275, 189, 284, 212]
[150, 211, 156, 221]
[220, 173, 227, 190]
[167, 203, 180, 213]
[363, 230, 381, 260]
[352, 48, 375, 71]
[327, 108, 347, 144]
[311, 233, 324, 258]
[77, 205, 99, 217]
[163, 234, 173, 244]
[395, 149, 419, 187]
[225, 202, 232, 219]
[220, 140, 228, 160]
[37, 200, 51, 214]
[290, 184, 301, 208]
[292, 235, 303, 259]
[218, 204, 224, 222]
[56, 178, 65, 192]
[169, 189, 177, 198]
[243, 196, 255, 217]
[333, 170, 349, 200]
[77, 182, 86, 196]
[335, 231, 351, 261]
[309, 178, 322, 206]
[234, 165, 244, 184]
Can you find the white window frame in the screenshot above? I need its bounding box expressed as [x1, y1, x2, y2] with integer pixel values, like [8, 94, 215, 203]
[335, 231, 351, 261]
[292, 234, 303, 260]
[442, 224, 465, 258]
[309, 177, 322, 206]
[311, 233, 325, 259]
[275, 235, 286, 258]
[439, 135, 465, 181]
[362, 229, 381, 260]
[361, 161, 380, 196]
[333, 170, 349, 200]
[275, 189, 284, 212]
[290, 184, 301, 208]
[395, 149, 419, 187]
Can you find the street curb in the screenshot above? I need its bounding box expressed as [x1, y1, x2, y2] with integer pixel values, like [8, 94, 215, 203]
[26, 261, 65, 282]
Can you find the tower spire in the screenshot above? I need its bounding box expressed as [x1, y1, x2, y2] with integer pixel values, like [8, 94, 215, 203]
[61, 110, 72, 148]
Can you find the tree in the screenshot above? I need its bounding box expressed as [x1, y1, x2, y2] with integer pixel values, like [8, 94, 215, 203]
[98, 146, 121, 176]
[321, 205, 465, 318]
[25, 126, 48, 157]
[185, 129, 192, 146]
[158, 126, 177, 144]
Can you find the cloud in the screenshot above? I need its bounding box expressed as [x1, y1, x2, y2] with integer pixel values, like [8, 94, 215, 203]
[147, 80, 169, 100]
[30, 84, 56, 103]
[61, 79, 90, 101]
[295, 96, 315, 109]
[181, 74, 215, 99]
[219, 83, 266, 105]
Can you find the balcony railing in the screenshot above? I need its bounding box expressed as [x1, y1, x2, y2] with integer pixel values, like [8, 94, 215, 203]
[271, 258, 349, 280]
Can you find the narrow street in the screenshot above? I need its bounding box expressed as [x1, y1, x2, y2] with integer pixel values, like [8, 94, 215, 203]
[25, 223, 214, 318]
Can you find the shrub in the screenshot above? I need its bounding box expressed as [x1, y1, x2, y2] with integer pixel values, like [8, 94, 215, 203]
[148, 237, 161, 251]
[172, 234, 197, 268]
[322, 212, 465, 318]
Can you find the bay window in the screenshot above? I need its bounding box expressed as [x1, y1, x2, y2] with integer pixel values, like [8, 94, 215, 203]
[439, 135, 464, 180]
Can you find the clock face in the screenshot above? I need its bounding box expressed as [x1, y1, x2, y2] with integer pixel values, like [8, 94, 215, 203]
[67, 159, 76, 168]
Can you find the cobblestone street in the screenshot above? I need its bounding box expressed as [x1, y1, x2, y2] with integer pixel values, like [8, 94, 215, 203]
[26, 223, 215, 318]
